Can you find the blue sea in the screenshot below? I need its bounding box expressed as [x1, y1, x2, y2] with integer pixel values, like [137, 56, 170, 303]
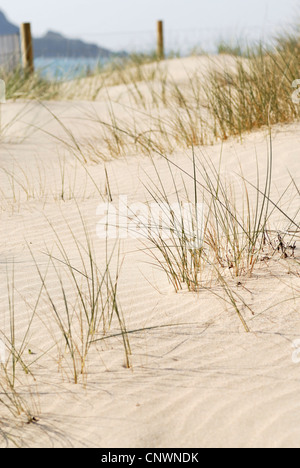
[35, 57, 111, 81]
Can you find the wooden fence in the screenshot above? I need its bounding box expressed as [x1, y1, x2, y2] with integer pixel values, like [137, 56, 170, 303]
[0, 33, 21, 71]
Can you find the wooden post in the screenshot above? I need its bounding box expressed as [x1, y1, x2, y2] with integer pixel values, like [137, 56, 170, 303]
[157, 20, 164, 60]
[20, 23, 34, 74]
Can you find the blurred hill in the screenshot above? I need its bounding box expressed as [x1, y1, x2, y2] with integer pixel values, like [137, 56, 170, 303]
[0, 11, 18, 34]
[33, 31, 115, 58]
[0, 11, 125, 58]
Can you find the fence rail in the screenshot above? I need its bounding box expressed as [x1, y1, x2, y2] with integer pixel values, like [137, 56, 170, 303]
[0, 20, 295, 78]
[73, 23, 294, 54]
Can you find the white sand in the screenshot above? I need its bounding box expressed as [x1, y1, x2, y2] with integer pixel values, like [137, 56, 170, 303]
[0, 57, 300, 448]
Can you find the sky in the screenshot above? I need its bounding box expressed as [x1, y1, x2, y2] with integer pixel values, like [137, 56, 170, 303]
[0, 0, 299, 51]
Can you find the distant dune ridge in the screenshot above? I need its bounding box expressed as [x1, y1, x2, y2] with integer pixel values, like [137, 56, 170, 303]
[0, 10, 125, 58]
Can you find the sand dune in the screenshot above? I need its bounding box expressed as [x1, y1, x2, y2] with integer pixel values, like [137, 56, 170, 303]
[0, 56, 300, 448]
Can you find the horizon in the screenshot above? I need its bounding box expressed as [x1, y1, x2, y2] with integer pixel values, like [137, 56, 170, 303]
[0, 0, 299, 52]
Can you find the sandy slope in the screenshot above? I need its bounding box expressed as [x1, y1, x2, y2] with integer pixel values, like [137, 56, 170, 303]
[0, 57, 300, 448]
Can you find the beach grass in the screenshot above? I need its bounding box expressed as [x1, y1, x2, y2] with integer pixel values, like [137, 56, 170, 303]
[0, 28, 300, 446]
